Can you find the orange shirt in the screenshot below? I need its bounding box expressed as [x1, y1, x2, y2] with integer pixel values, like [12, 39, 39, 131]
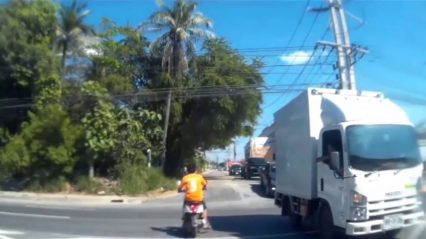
[178, 173, 207, 202]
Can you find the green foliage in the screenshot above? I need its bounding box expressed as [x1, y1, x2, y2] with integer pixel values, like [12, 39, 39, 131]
[27, 177, 68, 193]
[160, 38, 263, 176]
[144, 0, 214, 78]
[0, 105, 82, 186]
[0, 0, 61, 131]
[0, 1, 262, 191]
[88, 19, 148, 95]
[74, 176, 105, 194]
[0, 0, 59, 96]
[81, 81, 117, 154]
[57, 0, 95, 68]
[115, 109, 163, 164]
[117, 160, 176, 196]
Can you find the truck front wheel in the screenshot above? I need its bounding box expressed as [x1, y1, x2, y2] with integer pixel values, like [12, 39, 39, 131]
[319, 204, 335, 239]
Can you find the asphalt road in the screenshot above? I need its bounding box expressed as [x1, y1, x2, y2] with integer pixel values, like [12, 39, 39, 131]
[0, 170, 424, 239]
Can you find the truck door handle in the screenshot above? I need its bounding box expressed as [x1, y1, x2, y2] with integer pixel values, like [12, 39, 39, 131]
[321, 178, 324, 191]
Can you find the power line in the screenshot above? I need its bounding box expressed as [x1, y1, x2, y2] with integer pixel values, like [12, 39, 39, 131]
[264, 8, 323, 110]
[263, 0, 312, 76]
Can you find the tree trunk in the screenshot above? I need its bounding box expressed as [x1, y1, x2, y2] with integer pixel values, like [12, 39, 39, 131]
[61, 42, 68, 69]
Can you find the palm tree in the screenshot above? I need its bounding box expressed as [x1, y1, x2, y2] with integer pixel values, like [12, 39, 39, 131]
[57, 0, 94, 68]
[143, 0, 214, 172]
[144, 0, 214, 78]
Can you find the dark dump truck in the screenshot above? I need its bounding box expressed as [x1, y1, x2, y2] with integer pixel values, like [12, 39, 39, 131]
[241, 158, 267, 179]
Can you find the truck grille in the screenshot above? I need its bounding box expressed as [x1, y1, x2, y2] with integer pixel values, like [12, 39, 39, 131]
[368, 195, 421, 218]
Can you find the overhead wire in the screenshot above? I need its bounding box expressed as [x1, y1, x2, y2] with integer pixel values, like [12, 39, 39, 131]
[263, 7, 322, 111]
[261, 0, 312, 77]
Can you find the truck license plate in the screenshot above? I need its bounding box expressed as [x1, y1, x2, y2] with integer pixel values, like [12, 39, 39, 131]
[383, 214, 404, 230]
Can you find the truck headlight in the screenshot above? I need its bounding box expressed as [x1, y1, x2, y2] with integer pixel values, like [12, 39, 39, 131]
[352, 191, 367, 206]
[351, 191, 367, 221]
[351, 206, 367, 221]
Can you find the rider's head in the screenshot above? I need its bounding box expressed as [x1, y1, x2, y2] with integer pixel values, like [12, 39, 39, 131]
[186, 164, 196, 174]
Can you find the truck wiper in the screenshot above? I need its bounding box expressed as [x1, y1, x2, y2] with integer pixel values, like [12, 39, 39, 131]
[365, 171, 380, 178]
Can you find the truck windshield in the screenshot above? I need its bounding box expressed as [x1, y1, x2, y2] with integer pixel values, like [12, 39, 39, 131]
[347, 125, 421, 171]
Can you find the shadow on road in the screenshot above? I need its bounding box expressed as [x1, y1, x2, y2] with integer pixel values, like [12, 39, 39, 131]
[209, 214, 307, 238]
[204, 175, 227, 181]
[249, 183, 271, 199]
[150, 226, 185, 238]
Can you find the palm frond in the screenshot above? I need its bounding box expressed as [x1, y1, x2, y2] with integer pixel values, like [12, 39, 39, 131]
[149, 9, 175, 27]
[176, 28, 189, 41]
[149, 32, 170, 50]
[187, 28, 214, 39]
[190, 13, 213, 28]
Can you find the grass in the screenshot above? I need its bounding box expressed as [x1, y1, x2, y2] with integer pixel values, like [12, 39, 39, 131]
[118, 160, 176, 196]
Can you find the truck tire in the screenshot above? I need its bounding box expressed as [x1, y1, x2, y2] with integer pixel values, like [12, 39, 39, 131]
[247, 172, 251, 179]
[281, 196, 290, 216]
[264, 184, 271, 197]
[319, 204, 335, 239]
[284, 197, 302, 228]
[289, 212, 302, 229]
[264, 183, 273, 198]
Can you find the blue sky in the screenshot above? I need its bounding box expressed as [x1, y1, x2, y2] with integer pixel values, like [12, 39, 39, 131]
[62, 0, 426, 161]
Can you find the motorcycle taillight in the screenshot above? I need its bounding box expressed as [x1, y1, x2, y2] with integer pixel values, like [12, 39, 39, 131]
[190, 204, 200, 213]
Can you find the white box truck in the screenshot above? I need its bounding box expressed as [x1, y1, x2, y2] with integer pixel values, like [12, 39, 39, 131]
[274, 88, 424, 238]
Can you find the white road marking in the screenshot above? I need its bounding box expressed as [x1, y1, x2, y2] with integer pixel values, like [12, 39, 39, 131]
[0, 236, 15, 239]
[0, 229, 24, 239]
[24, 204, 96, 211]
[0, 229, 23, 235]
[0, 211, 70, 219]
[58, 231, 317, 239]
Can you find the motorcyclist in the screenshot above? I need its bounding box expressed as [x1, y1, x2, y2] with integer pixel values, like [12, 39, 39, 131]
[178, 164, 210, 229]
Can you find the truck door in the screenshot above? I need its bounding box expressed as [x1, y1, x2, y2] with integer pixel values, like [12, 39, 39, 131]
[317, 129, 346, 227]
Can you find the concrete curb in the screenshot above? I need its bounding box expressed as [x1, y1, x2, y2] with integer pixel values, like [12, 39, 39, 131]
[0, 190, 179, 205]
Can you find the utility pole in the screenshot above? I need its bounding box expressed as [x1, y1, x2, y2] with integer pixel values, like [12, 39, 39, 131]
[328, 0, 349, 89]
[161, 90, 172, 170]
[337, 1, 356, 90]
[312, 0, 367, 90]
[233, 141, 237, 162]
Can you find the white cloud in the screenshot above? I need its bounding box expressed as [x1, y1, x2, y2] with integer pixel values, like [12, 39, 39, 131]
[279, 50, 312, 65]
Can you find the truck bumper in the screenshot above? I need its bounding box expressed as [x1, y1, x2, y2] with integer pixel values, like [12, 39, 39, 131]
[346, 211, 425, 235]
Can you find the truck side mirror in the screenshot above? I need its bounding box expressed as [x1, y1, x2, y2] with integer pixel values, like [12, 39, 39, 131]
[330, 151, 341, 172]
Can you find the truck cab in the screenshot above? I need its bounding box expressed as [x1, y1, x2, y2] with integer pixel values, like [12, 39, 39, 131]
[273, 88, 424, 239]
[318, 123, 424, 236]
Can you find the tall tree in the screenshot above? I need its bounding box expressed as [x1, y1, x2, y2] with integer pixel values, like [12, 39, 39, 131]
[144, 0, 213, 172]
[144, 0, 214, 78]
[57, 0, 94, 68]
[0, 0, 59, 132]
[161, 39, 263, 177]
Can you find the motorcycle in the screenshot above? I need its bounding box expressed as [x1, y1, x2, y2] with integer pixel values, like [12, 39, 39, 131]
[182, 202, 204, 238]
[178, 181, 207, 238]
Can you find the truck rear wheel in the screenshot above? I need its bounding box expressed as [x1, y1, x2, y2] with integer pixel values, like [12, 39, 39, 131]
[319, 204, 335, 239]
[289, 212, 302, 229]
[283, 197, 302, 228]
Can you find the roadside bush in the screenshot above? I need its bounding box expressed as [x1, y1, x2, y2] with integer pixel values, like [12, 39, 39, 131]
[0, 105, 82, 189]
[74, 176, 105, 194]
[27, 177, 68, 193]
[117, 160, 176, 196]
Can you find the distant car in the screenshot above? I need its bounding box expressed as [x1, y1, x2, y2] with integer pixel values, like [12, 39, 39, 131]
[241, 158, 267, 179]
[229, 164, 242, 176]
[260, 162, 276, 197]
